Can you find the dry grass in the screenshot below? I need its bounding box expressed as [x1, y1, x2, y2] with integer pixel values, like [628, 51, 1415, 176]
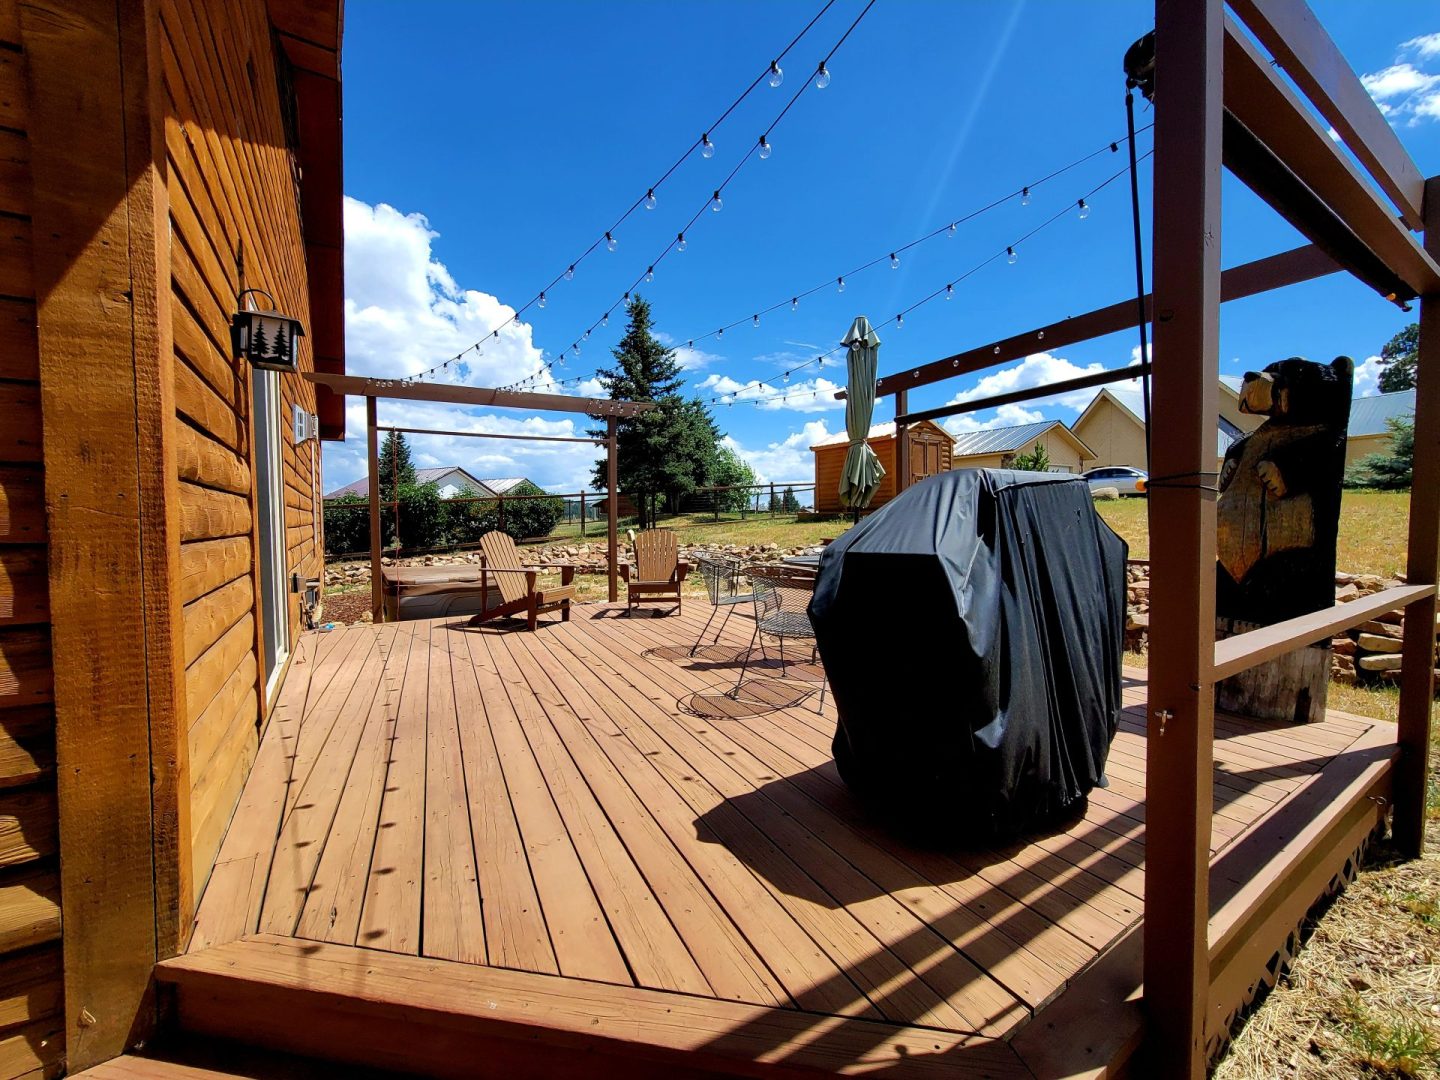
[1096, 490, 1410, 577]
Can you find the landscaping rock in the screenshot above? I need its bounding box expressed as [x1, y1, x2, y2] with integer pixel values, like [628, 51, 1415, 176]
[1357, 653, 1403, 672]
[1356, 632, 1403, 654]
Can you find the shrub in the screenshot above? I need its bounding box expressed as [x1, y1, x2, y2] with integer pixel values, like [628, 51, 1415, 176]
[496, 481, 564, 541]
[323, 493, 370, 557]
[392, 481, 447, 551]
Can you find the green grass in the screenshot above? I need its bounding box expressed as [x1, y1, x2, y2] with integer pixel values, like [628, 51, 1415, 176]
[1096, 490, 1410, 577]
[1344, 999, 1440, 1077]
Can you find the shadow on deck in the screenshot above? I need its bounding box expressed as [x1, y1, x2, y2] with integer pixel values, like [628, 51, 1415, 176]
[159, 602, 1395, 1078]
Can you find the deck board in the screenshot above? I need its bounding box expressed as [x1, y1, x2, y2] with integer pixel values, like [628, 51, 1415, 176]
[188, 601, 1394, 1069]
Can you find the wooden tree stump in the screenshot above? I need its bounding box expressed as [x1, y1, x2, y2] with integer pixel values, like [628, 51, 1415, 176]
[1217, 619, 1330, 724]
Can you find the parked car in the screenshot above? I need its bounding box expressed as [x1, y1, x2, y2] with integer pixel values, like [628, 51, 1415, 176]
[1084, 466, 1148, 496]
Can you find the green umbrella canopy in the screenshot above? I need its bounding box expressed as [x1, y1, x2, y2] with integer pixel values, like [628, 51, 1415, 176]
[839, 316, 886, 510]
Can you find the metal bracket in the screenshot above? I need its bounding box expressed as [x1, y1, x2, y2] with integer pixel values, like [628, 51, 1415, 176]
[1153, 708, 1173, 736]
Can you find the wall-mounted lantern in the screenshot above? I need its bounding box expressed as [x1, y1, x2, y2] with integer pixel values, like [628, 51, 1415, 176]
[232, 288, 305, 374]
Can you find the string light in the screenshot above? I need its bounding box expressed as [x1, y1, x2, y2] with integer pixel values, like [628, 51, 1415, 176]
[1077, 198, 1091, 219]
[791, 297, 799, 311]
[947, 222, 957, 237]
[753, 314, 761, 327]
[565, 265, 575, 281]
[896, 313, 904, 328]
[815, 62, 831, 89]
[645, 266, 655, 283]
[677, 232, 687, 252]
[1021, 186, 1031, 206]
[758, 135, 773, 159]
[945, 284, 953, 300]
[644, 189, 657, 210]
[1007, 246, 1018, 264]
[606, 231, 617, 252]
[769, 60, 784, 87]
[702, 133, 715, 159]
[890, 252, 899, 269]
[710, 190, 724, 212]
[837, 276, 846, 293]
[538, 292, 547, 309]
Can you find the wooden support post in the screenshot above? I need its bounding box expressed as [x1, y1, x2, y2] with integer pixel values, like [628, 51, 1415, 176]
[607, 418, 619, 603]
[1143, 1, 1223, 1076]
[895, 389, 910, 493]
[579, 491, 586, 538]
[22, 0, 183, 1064]
[367, 397, 382, 622]
[1395, 174, 1440, 856]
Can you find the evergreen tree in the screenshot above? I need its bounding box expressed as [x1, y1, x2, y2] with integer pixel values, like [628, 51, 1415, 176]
[591, 296, 718, 527]
[1345, 416, 1413, 489]
[272, 322, 290, 364]
[250, 321, 270, 361]
[378, 429, 417, 499]
[1377, 324, 1418, 393]
[782, 486, 800, 512]
[1008, 443, 1051, 472]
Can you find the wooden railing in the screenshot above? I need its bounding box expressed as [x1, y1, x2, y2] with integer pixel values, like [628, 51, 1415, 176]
[1212, 584, 1436, 681]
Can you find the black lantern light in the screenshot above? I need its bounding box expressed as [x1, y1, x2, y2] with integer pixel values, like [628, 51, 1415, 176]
[233, 288, 305, 374]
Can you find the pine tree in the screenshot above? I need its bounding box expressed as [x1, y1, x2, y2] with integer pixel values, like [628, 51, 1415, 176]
[272, 322, 290, 365]
[250, 321, 270, 362]
[1378, 323, 1418, 392]
[378, 429, 417, 499]
[590, 296, 718, 528]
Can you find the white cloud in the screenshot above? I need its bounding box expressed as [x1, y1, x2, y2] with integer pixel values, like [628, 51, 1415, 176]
[943, 351, 1115, 413]
[695, 372, 845, 413]
[1352, 354, 1384, 398]
[721, 421, 831, 483]
[943, 403, 1046, 435]
[325, 198, 613, 495]
[1402, 32, 1440, 59]
[1359, 48, 1440, 126]
[654, 332, 722, 372]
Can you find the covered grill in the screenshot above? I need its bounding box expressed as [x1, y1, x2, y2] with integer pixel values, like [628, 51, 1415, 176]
[810, 469, 1128, 840]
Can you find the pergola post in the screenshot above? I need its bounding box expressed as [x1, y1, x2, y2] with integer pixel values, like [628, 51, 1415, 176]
[367, 395, 383, 622]
[607, 416, 619, 603]
[894, 388, 909, 493]
[1395, 173, 1440, 856]
[1143, 0, 1223, 1076]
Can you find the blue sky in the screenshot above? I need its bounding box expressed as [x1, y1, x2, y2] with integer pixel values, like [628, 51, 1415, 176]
[326, 0, 1440, 493]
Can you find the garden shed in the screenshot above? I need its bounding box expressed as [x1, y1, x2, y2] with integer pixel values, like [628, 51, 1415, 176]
[810, 419, 953, 513]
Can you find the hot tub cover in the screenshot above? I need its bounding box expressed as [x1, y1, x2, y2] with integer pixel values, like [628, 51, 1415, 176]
[810, 469, 1128, 840]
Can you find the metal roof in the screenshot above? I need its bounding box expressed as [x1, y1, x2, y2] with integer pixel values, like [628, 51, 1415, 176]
[478, 476, 529, 494]
[1349, 389, 1415, 437]
[325, 466, 493, 499]
[950, 420, 1066, 457]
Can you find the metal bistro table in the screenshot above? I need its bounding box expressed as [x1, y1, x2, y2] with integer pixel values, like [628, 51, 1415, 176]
[780, 553, 822, 571]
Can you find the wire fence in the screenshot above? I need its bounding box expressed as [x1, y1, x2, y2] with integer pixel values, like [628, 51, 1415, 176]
[321, 481, 820, 562]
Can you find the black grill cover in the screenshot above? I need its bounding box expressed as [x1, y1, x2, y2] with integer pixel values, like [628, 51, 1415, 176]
[810, 469, 1128, 840]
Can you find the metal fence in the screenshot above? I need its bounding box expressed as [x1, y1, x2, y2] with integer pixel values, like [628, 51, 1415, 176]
[321, 480, 820, 562]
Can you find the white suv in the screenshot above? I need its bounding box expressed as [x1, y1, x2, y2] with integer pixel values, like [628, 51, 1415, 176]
[1083, 466, 1148, 496]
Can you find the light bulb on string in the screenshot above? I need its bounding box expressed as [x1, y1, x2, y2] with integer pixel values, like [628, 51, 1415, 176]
[945, 284, 954, 300]
[717, 327, 724, 339]
[565, 265, 575, 281]
[1007, 246, 1018, 264]
[1077, 199, 1090, 220]
[645, 266, 654, 283]
[814, 62, 830, 89]
[890, 253, 899, 269]
[601, 312, 609, 327]
[758, 135, 772, 160]
[710, 190, 723, 213]
[582, 330, 590, 341]
[537, 292, 547, 309]
[676, 232, 687, 252]
[837, 276, 846, 293]
[605, 231, 617, 252]
[783, 371, 790, 383]
[1021, 186, 1031, 206]
[768, 60, 783, 87]
[947, 222, 957, 237]
[896, 313, 904, 328]
[752, 314, 760, 328]
[791, 297, 798, 312]
[701, 133, 714, 159]
[644, 189, 657, 211]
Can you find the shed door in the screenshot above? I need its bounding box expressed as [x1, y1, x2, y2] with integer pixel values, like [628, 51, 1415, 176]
[252, 368, 290, 697]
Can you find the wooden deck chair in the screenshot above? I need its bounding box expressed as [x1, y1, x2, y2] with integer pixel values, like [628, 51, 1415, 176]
[626, 528, 683, 615]
[469, 531, 576, 631]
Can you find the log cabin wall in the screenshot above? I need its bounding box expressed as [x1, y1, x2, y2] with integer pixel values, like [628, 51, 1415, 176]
[0, 5, 63, 1077]
[159, 0, 325, 892]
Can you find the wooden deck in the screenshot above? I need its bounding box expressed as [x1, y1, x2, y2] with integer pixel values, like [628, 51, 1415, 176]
[167, 602, 1396, 1077]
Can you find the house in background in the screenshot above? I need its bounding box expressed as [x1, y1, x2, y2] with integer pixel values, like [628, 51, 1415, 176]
[327, 465, 492, 500]
[810, 420, 954, 513]
[0, 0, 343, 1073]
[1072, 377, 1264, 471]
[478, 476, 537, 496]
[950, 420, 1095, 474]
[1345, 388, 1415, 466]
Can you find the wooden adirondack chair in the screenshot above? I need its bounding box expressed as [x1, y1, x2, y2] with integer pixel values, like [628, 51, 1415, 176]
[625, 528, 684, 615]
[469, 531, 576, 631]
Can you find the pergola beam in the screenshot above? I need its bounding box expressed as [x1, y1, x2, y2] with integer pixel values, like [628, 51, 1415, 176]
[1227, 0, 1427, 229]
[840, 244, 1339, 402]
[304, 371, 656, 419]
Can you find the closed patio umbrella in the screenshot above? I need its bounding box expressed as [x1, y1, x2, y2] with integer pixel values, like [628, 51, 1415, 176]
[839, 316, 885, 510]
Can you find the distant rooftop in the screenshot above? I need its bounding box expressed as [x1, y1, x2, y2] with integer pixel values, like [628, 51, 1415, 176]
[1349, 389, 1415, 437]
[325, 466, 491, 499]
[950, 420, 1066, 457]
[478, 477, 529, 495]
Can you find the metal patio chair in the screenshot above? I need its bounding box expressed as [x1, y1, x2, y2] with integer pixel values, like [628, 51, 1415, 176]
[731, 565, 826, 712]
[691, 552, 754, 655]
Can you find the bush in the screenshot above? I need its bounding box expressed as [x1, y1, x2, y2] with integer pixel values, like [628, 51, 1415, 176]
[323, 493, 370, 557]
[393, 481, 447, 551]
[440, 482, 564, 545]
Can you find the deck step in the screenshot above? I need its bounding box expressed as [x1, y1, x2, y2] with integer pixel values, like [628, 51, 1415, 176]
[71, 1035, 398, 1078]
[155, 935, 1030, 1079]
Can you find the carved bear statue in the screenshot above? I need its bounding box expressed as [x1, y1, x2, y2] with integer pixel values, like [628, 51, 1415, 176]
[1215, 356, 1353, 625]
